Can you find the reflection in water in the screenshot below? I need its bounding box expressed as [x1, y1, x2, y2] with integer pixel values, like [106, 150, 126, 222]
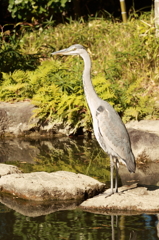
[0, 201, 158, 240]
[1, 138, 159, 239]
[0, 192, 80, 217]
[111, 215, 137, 240]
[1, 137, 159, 185]
[111, 215, 116, 240]
[0, 137, 111, 183]
[0, 189, 158, 239]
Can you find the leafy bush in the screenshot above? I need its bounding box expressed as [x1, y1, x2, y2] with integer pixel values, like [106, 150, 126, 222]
[0, 60, 90, 132]
[8, 0, 69, 22]
[0, 44, 39, 73]
[0, 15, 159, 134]
[0, 25, 40, 73]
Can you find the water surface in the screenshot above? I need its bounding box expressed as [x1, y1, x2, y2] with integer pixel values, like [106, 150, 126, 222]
[0, 137, 159, 239]
[0, 205, 159, 240]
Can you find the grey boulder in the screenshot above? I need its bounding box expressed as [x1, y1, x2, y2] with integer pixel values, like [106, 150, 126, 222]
[0, 170, 105, 201]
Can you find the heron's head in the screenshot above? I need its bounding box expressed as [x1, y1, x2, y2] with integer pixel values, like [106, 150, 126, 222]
[51, 44, 85, 56]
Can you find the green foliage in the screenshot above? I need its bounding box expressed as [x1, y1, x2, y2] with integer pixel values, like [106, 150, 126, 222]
[8, 0, 70, 21]
[1, 14, 159, 133]
[0, 60, 91, 132]
[0, 25, 40, 72]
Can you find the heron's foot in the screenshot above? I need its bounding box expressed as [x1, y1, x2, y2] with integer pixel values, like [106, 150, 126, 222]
[105, 189, 123, 198]
[105, 191, 114, 198]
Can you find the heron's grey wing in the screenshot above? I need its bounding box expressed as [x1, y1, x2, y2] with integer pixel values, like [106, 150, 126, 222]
[95, 104, 132, 161]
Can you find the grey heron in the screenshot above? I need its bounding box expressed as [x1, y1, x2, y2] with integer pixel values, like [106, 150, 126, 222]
[51, 44, 136, 196]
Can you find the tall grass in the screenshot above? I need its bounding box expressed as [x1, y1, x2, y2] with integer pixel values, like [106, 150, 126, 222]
[0, 13, 159, 133]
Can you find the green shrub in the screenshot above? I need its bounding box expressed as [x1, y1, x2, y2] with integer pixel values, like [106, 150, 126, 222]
[0, 25, 40, 72]
[0, 15, 159, 133]
[8, 0, 69, 22]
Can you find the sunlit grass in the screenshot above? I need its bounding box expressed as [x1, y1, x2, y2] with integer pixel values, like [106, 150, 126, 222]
[0, 13, 159, 132]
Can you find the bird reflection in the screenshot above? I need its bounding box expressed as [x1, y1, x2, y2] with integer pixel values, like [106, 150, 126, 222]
[129, 231, 137, 240]
[111, 215, 137, 240]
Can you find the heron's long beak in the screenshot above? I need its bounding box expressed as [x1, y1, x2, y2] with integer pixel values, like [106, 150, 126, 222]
[51, 48, 69, 56]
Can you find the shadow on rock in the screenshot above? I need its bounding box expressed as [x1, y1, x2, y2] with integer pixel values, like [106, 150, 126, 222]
[128, 128, 159, 162]
[119, 162, 159, 186]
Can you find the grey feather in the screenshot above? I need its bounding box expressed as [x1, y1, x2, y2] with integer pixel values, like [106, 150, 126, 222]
[95, 101, 135, 172]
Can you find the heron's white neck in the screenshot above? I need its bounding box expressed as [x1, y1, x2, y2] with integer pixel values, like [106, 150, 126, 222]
[81, 51, 99, 111]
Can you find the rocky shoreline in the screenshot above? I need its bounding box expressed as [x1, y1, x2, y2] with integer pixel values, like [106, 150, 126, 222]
[0, 101, 159, 216]
[1, 101, 159, 161]
[0, 164, 159, 216]
[0, 101, 74, 137]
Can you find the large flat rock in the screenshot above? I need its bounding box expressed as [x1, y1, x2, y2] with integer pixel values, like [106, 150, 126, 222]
[0, 170, 105, 201]
[80, 184, 159, 213]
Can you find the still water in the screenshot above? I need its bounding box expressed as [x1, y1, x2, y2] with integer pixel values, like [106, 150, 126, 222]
[0, 137, 159, 239]
[0, 206, 158, 239]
